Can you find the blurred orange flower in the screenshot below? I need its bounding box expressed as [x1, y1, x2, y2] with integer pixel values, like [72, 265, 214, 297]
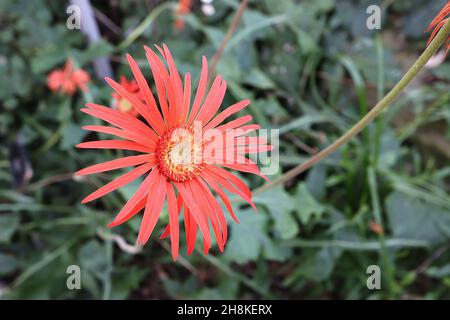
[369, 220, 384, 235]
[174, 0, 192, 30]
[427, 1, 450, 55]
[47, 59, 90, 96]
[112, 76, 142, 117]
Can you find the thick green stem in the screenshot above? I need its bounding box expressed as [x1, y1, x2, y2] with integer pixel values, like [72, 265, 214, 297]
[255, 19, 450, 195]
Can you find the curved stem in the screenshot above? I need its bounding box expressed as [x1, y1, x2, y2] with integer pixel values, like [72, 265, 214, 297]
[255, 19, 450, 195]
[208, 0, 249, 86]
[116, 2, 175, 52]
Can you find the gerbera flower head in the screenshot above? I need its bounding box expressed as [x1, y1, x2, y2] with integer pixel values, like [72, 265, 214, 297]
[112, 75, 142, 117]
[426, 1, 450, 55]
[76, 44, 271, 261]
[174, 0, 192, 30]
[47, 59, 90, 95]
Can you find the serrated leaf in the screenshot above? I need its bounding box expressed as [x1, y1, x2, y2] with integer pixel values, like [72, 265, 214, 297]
[224, 209, 265, 264]
[294, 183, 326, 224]
[254, 188, 298, 239]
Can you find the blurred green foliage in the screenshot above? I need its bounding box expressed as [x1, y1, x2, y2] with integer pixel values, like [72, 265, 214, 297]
[0, 0, 449, 299]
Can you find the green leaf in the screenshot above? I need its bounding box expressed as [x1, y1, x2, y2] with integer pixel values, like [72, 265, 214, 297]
[285, 246, 342, 284]
[254, 188, 298, 239]
[294, 183, 326, 224]
[306, 164, 327, 199]
[60, 123, 86, 150]
[81, 266, 101, 298]
[216, 57, 243, 83]
[253, 97, 288, 119]
[378, 128, 401, 168]
[78, 240, 108, 280]
[203, 27, 225, 49]
[278, 115, 331, 134]
[0, 253, 18, 275]
[224, 209, 265, 264]
[426, 264, 450, 279]
[225, 202, 293, 263]
[300, 247, 342, 281]
[243, 68, 276, 89]
[261, 237, 292, 262]
[110, 267, 149, 299]
[31, 48, 67, 74]
[345, 38, 401, 85]
[386, 191, 450, 245]
[56, 98, 73, 122]
[0, 214, 20, 243]
[75, 40, 114, 66]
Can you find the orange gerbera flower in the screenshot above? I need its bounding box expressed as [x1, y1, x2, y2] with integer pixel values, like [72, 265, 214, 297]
[174, 0, 192, 30]
[76, 44, 271, 260]
[47, 59, 90, 95]
[427, 1, 450, 55]
[112, 76, 142, 117]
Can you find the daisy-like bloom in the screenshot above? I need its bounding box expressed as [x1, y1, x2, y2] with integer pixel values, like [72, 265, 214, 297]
[76, 44, 271, 260]
[112, 76, 142, 117]
[427, 1, 450, 55]
[47, 59, 90, 95]
[174, 0, 192, 30]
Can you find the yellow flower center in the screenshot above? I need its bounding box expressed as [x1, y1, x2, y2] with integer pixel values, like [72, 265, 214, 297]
[118, 99, 133, 113]
[156, 125, 204, 182]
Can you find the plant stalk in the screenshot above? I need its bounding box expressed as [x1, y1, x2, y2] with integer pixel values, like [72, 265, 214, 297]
[255, 19, 450, 195]
[208, 0, 249, 86]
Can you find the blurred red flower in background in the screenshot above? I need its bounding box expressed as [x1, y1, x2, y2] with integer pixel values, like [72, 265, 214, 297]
[47, 59, 90, 95]
[76, 44, 271, 260]
[112, 76, 142, 117]
[427, 1, 450, 55]
[174, 0, 192, 30]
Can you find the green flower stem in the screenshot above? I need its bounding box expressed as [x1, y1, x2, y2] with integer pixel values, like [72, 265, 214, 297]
[208, 0, 249, 86]
[115, 2, 175, 52]
[255, 19, 450, 195]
